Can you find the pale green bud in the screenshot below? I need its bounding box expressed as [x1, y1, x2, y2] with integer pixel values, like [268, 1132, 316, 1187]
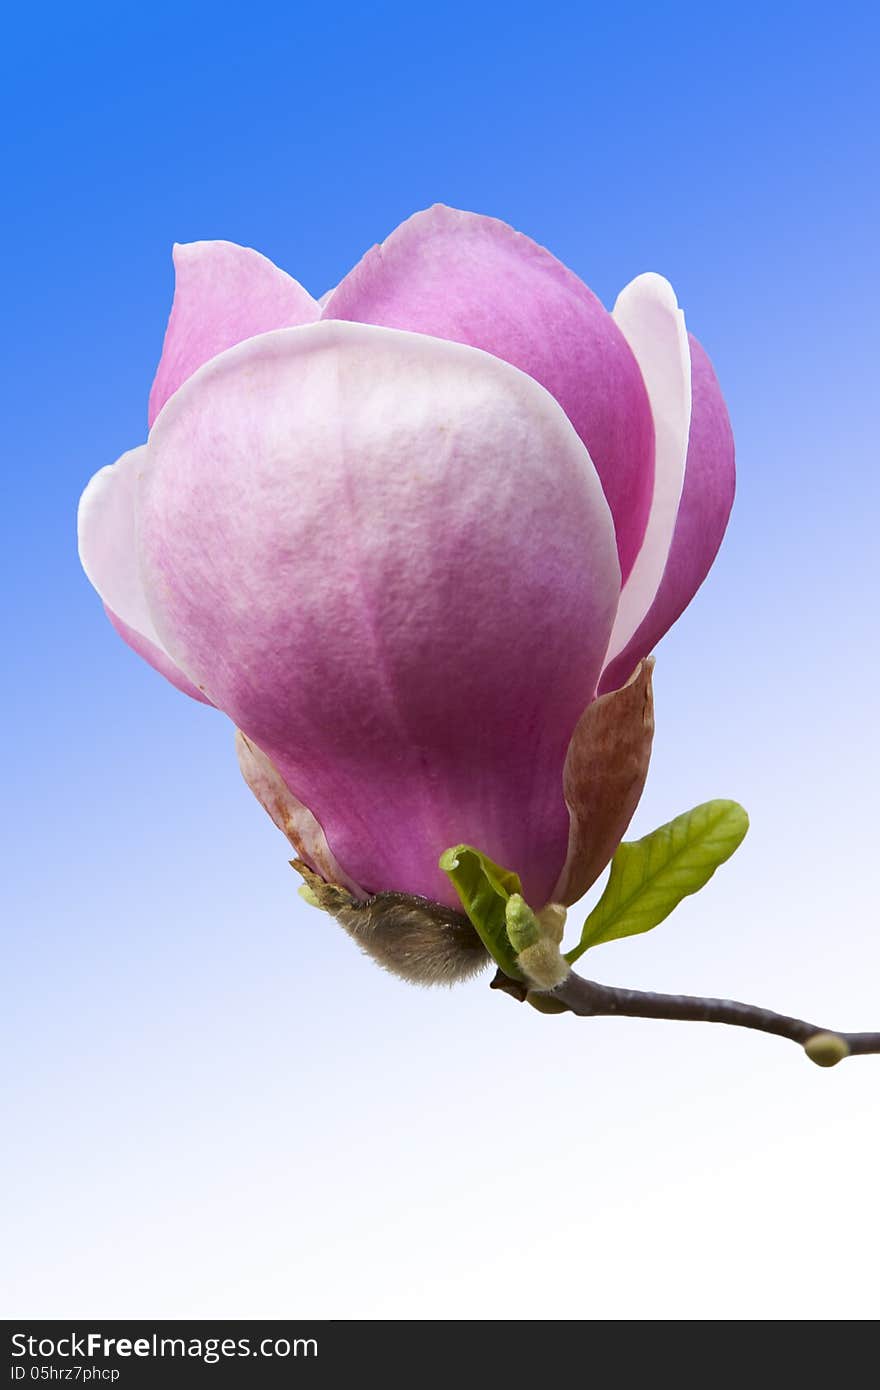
[804, 1032, 850, 1068]
[505, 894, 541, 953]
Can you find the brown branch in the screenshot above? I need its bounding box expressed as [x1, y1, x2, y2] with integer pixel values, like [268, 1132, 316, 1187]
[489, 968, 880, 1066]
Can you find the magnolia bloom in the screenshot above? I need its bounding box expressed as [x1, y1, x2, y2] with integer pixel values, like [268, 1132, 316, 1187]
[78, 205, 734, 937]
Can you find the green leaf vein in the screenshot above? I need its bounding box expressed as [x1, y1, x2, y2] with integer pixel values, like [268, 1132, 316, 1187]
[566, 799, 749, 962]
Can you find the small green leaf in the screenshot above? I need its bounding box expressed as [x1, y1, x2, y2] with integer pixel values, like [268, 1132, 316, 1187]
[439, 845, 523, 977]
[566, 799, 749, 963]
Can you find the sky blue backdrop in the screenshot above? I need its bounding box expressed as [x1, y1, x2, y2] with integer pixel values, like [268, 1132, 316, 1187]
[3, 1, 878, 1318]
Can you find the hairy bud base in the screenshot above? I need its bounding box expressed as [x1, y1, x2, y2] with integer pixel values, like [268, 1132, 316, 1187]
[292, 860, 489, 986]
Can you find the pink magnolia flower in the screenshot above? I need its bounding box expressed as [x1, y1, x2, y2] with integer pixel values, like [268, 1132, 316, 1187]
[78, 205, 734, 917]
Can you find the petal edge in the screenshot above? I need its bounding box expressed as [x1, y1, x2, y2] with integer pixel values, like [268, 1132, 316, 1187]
[325, 204, 655, 580]
[148, 240, 320, 426]
[604, 274, 691, 664]
[599, 335, 735, 694]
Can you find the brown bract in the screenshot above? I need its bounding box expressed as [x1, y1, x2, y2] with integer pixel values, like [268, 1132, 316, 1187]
[292, 860, 489, 986]
[236, 730, 363, 893]
[552, 657, 655, 907]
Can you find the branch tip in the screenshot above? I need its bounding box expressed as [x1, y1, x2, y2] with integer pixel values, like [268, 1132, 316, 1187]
[490, 967, 879, 1064]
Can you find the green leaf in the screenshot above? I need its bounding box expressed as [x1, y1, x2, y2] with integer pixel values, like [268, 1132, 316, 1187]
[439, 845, 523, 977]
[566, 799, 749, 963]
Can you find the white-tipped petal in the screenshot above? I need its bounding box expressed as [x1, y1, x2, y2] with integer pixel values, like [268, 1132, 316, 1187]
[78, 447, 156, 638]
[604, 274, 691, 664]
[77, 446, 210, 703]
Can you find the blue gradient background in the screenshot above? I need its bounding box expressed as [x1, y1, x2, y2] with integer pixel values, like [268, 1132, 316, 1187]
[3, 1, 878, 1319]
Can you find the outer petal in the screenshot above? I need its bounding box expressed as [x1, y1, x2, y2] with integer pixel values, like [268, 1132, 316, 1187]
[139, 321, 621, 909]
[324, 205, 654, 581]
[235, 730, 364, 895]
[603, 274, 691, 665]
[147, 240, 320, 427]
[600, 334, 735, 693]
[551, 658, 654, 907]
[77, 447, 211, 704]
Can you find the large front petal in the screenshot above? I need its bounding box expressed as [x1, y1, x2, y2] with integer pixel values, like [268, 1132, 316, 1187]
[600, 334, 735, 693]
[324, 206, 654, 581]
[139, 322, 621, 908]
[77, 446, 211, 704]
[148, 240, 320, 427]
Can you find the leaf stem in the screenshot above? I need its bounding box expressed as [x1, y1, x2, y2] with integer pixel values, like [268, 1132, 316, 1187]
[490, 969, 880, 1065]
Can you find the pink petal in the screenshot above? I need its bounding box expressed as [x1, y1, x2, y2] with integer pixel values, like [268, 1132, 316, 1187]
[600, 334, 735, 693]
[139, 321, 621, 909]
[604, 274, 691, 666]
[147, 241, 320, 427]
[324, 205, 654, 581]
[77, 446, 211, 704]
